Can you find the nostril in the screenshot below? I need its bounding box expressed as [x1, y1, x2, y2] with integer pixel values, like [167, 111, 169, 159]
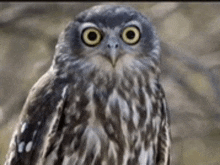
[107, 44, 119, 49]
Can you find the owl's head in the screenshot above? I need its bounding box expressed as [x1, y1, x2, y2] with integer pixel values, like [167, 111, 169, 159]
[53, 5, 161, 84]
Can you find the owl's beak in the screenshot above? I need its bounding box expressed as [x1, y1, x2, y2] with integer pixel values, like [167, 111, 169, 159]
[106, 39, 120, 67]
[109, 48, 119, 67]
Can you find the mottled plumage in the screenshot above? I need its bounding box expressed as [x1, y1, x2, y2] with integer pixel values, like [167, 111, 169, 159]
[5, 5, 171, 165]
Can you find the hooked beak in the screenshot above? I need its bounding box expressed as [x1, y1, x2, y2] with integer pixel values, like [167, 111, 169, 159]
[105, 38, 120, 67]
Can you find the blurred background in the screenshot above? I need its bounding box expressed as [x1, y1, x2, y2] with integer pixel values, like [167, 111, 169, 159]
[0, 2, 220, 165]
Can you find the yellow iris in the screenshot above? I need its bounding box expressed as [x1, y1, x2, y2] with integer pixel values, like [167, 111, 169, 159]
[122, 26, 140, 45]
[82, 28, 102, 46]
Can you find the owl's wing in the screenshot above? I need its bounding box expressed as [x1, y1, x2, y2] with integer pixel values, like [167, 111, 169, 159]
[4, 71, 69, 165]
[156, 85, 171, 165]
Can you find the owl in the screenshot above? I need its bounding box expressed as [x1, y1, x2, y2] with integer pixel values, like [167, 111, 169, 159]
[5, 5, 170, 165]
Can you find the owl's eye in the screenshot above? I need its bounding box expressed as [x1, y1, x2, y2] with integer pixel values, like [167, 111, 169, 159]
[122, 26, 140, 45]
[82, 28, 102, 46]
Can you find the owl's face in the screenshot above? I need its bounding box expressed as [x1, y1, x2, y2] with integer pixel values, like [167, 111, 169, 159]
[54, 5, 160, 82]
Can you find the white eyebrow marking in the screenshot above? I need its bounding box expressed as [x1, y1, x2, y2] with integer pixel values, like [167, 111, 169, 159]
[25, 141, 33, 152]
[124, 20, 142, 31]
[18, 141, 25, 153]
[79, 22, 99, 33]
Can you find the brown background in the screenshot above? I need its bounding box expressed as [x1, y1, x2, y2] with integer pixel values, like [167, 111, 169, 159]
[0, 2, 220, 165]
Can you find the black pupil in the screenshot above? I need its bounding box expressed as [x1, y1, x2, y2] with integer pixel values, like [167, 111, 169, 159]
[88, 32, 97, 41]
[126, 30, 135, 39]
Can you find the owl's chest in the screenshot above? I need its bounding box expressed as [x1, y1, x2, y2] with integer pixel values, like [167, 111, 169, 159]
[44, 83, 161, 165]
[62, 83, 159, 144]
[53, 83, 160, 164]
[64, 83, 152, 131]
